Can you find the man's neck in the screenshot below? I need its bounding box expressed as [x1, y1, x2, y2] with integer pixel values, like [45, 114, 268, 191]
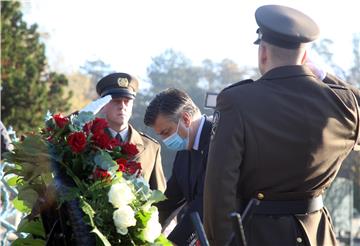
[109, 123, 128, 132]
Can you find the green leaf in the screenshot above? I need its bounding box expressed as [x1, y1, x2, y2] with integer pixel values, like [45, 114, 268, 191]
[18, 187, 39, 209]
[94, 151, 118, 174]
[6, 175, 21, 186]
[17, 217, 45, 238]
[12, 196, 31, 213]
[151, 234, 173, 246]
[91, 227, 112, 246]
[71, 111, 95, 130]
[12, 237, 46, 246]
[4, 135, 52, 182]
[149, 190, 166, 204]
[135, 209, 152, 228]
[131, 177, 151, 201]
[80, 198, 96, 227]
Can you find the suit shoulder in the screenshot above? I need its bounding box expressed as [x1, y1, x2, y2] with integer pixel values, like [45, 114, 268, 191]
[138, 131, 160, 145]
[222, 79, 254, 93]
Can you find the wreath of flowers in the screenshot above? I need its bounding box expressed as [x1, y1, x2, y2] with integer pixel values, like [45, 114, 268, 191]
[4, 111, 171, 245]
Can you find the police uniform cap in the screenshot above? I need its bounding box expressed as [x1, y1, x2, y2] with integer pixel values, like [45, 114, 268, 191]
[254, 5, 320, 49]
[96, 72, 139, 99]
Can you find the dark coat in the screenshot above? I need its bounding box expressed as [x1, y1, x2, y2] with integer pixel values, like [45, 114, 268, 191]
[204, 66, 359, 246]
[157, 117, 212, 245]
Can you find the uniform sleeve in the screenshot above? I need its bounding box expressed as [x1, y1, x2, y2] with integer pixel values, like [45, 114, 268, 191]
[323, 73, 360, 150]
[149, 144, 167, 192]
[324, 73, 360, 103]
[204, 90, 245, 245]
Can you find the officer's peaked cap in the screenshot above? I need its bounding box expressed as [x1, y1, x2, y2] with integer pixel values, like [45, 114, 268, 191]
[96, 72, 139, 99]
[254, 5, 320, 49]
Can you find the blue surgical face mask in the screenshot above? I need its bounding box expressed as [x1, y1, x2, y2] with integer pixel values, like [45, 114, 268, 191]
[163, 120, 189, 151]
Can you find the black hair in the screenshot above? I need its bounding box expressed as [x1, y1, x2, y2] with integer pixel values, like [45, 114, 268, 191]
[144, 88, 199, 126]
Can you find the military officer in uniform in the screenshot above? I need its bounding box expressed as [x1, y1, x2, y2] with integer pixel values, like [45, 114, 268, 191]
[96, 72, 166, 192]
[144, 88, 212, 245]
[204, 4, 359, 246]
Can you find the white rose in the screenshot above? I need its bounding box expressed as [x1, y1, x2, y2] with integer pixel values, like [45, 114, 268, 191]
[108, 181, 135, 207]
[142, 206, 162, 243]
[113, 205, 137, 235]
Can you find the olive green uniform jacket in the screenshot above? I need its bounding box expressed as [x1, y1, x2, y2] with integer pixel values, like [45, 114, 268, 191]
[204, 66, 359, 246]
[127, 125, 166, 192]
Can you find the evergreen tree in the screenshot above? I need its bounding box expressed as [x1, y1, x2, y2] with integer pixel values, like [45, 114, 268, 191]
[1, 1, 72, 133]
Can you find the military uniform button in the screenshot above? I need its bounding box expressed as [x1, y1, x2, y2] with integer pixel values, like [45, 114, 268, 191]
[296, 237, 303, 243]
[257, 192, 264, 200]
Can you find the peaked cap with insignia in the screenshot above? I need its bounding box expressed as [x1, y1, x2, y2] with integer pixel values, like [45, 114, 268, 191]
[96, 72, 139, 99]
[254, 5, 320, 49]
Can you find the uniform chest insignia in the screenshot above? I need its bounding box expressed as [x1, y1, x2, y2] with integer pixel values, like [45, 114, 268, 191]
[117, 77, 129, 88]
[211, 110, 220, 139]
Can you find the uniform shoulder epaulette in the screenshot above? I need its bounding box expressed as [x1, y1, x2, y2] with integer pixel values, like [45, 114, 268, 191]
[139, 131, 159, 144]
[327, 83, 348, 90]
[222, 79, 254, 92]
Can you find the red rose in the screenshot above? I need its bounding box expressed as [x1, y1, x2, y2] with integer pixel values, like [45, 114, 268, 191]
[53, 114, 69, 128]
[91, 118, 108, 134]
[83, 121, 93, 135]
[125, 161, 142, 176]
[67, 132, 87, 153]
[108, 138, 121, 149]
[93, 168, 111, 180]
[121, 142, 139, 157]
[92, 132, 110, 149]
[118, 163, 126, 172]
[116, 158, 127, 165]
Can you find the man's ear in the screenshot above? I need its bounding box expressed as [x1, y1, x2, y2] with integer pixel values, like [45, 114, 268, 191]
[181, 112, 192, 128]
[301, 50, 307, 64]
[260, 44, 267, 66]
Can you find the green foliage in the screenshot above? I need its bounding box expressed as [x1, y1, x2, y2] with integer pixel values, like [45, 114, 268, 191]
[12, 238, 46, 246]
[1, 1, 72, 134]
[94, 151, 119, 174]
[17, 217, 45, 238]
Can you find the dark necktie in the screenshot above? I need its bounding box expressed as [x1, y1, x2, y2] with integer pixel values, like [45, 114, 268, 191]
[115, 133, 122, 143]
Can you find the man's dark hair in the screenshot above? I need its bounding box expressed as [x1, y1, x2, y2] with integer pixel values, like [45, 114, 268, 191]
[144, 88, 199, 126]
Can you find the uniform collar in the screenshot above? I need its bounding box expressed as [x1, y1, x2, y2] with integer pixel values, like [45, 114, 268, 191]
[108, 127, 129, 142]
[261, 65, 317, 81]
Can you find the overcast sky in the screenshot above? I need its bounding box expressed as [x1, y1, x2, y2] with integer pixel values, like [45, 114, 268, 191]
[22, 0, 360, 85]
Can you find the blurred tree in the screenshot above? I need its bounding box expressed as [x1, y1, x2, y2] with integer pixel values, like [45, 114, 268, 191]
[1, 1, 72, 133]
[347, 33, 360, 87]
[65, 72, 93, 112]
[80, 59, 115, 99]
[46, 72, 73, 113]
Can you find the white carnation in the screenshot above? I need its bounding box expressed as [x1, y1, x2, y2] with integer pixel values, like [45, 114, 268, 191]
[113, 205, 137, 235]
[142, 206, 162, 243]
[108, 181, 135, 208]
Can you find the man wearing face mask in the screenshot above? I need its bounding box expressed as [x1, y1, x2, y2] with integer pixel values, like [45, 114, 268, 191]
[144, 88, 213, 245]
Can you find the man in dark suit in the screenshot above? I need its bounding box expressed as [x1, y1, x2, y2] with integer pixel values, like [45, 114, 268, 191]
[144, 88, 212, 245]
[96, 73, 166, 192]
[204, 4, 359, 246]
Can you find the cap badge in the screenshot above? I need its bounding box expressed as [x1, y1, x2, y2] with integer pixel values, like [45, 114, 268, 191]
[117, 77, 129, 88]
